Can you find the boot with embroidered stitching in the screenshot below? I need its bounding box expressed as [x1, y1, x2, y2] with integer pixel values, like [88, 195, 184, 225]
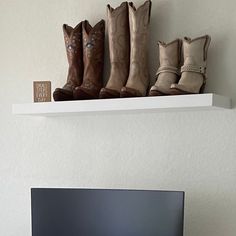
[74, 20, 105, 100]
[149, 39, 181, 96]
[53, 22, 83, 101]
[120, 0, 152, 98]
[99, 2, 130, 99]
[170, 35, 211, 94]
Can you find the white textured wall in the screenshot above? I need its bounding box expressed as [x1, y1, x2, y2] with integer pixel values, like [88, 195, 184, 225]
[0, 0, 236, 236]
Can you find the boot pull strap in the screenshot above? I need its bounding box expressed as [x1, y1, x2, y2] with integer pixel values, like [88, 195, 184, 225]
[156, 65, 180, 77]
[204, 35, 211, 61]
[147, 0, 152, 24]
[181, 65, 206, 74]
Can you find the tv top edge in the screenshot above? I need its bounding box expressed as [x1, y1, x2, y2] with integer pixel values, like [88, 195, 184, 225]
[31, 187, 185, 193]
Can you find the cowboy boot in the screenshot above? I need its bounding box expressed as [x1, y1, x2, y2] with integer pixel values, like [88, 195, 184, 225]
[120, 0, 152, 98]
[73, 20, 105, 100]
[53, 22, 83, 101]
[99, 2, 130, 99]
[149, 39, 181, 96]
[170, 35, 211, 94]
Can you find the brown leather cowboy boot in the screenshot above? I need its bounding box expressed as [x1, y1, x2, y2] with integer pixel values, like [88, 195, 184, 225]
[99, 2, 130, 99]
[53, 22, 83, 101]
[120, 0, 152, 98]
[74, 20, 105, 100]
[170, 35, 211, 94]
[149, 39, 181, 96]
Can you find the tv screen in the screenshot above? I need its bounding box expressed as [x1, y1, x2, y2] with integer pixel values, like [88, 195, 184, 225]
[31, 188, 184, 236]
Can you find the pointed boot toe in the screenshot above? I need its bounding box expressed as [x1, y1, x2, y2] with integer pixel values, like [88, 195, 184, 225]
[53, 88, 74, 101]
[120, 87, 142, 98]
[74, 86, 98, 100]
[149, 86, 166, 96]
[170, 83, 195, 95]
[99, 88, 120, 99]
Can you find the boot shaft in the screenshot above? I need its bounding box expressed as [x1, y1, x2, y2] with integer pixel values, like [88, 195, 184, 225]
[63, 23, 83, 67]
[107, 2, 130, 64]
[63, 22, 84, 88]
[183, 35, 211, 67]
[128, 0, 151, 62]
[82, 20, 105, 82]
[158, 39, 181, 67]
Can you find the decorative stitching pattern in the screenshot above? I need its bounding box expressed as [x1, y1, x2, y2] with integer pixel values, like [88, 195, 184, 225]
[181, 65, 206, 74]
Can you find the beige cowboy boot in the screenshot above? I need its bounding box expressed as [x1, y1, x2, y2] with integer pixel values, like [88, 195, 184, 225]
[170, 35, 211, 94]
[74, 20, 105, 100]
[99, 2, 130, 99]
[120, 0, 152, 97]
[53, 22, 83, 101]
[149, 39, 181, 96]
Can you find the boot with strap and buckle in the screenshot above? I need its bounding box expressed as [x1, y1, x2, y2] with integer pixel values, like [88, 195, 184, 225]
[74, 20, 105, 100]
[149, 39, 181, 96]
[53, 22, 83, 101]
[170, 35, 211, 94]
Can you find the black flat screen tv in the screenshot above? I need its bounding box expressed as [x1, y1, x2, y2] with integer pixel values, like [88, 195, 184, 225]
[31, 188, 184, 236]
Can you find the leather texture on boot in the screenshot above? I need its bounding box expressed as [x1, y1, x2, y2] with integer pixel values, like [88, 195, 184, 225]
[53, 22, 83, 101]
[99, 2, 130, 99]
[149, 39, 181, 96]
[120, 0, 152, 98]
[74, 20, 105, 100]
[170, 35, 211, 94]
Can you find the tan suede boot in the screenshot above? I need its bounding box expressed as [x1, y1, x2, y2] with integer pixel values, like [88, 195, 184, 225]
[120, 0, 152, 97]
[99, 2, 130, 99]
[74, 20, 105, 100]
[53, 22, 83, 101]
[170, 35, 211, 94]
[149, 39, 181, 96]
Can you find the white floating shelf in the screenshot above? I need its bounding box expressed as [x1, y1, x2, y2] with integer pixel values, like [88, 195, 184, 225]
[12, 93, 231, 116]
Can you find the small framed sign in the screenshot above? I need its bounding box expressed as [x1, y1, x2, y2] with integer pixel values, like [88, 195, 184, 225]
[33, 81, 51, 102]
